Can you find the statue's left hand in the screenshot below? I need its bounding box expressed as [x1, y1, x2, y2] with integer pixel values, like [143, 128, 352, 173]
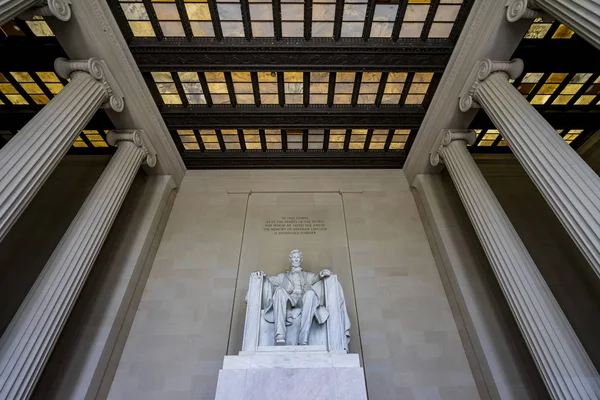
[319, 269, 332, 278]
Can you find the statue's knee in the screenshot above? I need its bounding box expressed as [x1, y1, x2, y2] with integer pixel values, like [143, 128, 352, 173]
[303, 290, 316, 300]
[274, 288, 287, 299]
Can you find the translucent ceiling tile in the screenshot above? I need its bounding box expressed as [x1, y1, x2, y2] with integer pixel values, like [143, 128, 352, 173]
[537, 84, 558, 95]
[73, 137, 88, 148]
[179, 72, 200, 82]
[186, 3, 211, 19]
[26, 17, 54, 36]
[522, 72, 543, 84]
[531, 95, 550, 105]
[253, 22, 274, 36]
[282, 22, 303, 37]
[29, 95, 49, 105]
[249, 3, 273, 19]
[313, 3, 335, 21]
[546, 73, 568, 83]
[399, 23, 423, 38]
[413, 72, 433, 82]
[370, 22, 394, 38]
[525, 21, 551, 39]
[343, 3, 367, 21]
[552, 24, 574, 39]
[218, 3, 242, 20]
[585, 82, 600, 96]
[1, 21, 26, 37]
[575, 96, 595, 105]
[121, 3, 149, 20]
[311, 72, 329, 82]
[433, 5, 460, 22]
[258, 71, 278, 82]
[404, 5, 429, 21]
[129, 21, 155, 36]
[552, 95, 573, 105]
[388, 72, 407, 82]
[159, 22, 186, 37]
[232, 72, 251, 82]
[205, 72, 225, 82]
[572, 73, 592, 84]
[405, 94, 424, 104]
[313, 22, 334, 37]
[152, 72, 174, 82]
[341, 22, 363, 37]
[281, 4, 303, 20]
[428, 23, 452, 38]
[285, 72, 303, 82]
[561, 84, 582, 95]
[36, 72, 60, 82]
[10, 72, 34, 82]
[517, 83, 536, 95]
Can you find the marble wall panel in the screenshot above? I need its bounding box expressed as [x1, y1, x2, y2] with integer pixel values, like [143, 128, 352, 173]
[227, 192, 361, 356]
[109, 170, 477, 399]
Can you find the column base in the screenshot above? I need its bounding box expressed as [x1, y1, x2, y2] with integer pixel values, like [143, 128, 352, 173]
[215, 348, 367, 400]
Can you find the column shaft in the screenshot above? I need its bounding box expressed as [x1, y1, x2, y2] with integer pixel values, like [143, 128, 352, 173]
[473, 71, 600, 283]
[435, 132, 600, 399]
[508, 0, 600, 50]
[0, 58, 124, 243]
[0, 134, 150, 399]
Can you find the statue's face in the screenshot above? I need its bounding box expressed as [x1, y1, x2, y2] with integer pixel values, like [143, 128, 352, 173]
[289, 251, 302, 269]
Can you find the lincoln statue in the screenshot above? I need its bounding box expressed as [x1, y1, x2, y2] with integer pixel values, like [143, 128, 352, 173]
[251, 249, 333, 345]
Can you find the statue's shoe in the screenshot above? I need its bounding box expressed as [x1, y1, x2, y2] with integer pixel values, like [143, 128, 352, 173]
[275, 335, 286, 345]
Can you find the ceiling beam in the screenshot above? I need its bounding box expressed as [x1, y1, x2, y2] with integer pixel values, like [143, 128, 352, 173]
[470, 109, 600, 131]
[130, 39, 453, 72]
[160, 106, 426, 129]
[182, 150, 406, 169]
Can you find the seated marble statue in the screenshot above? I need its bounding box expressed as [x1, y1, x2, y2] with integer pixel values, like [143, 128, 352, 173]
[251, 249, 340, 346]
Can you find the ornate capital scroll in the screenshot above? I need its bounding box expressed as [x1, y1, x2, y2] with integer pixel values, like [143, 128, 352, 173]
[430, 129, 477, 167]
[18, 0, 71, 21]
[107, 130, 157, 167]
[458, 58, 524, 112]
[54, 57, 125, 112]
[506, 0, 547, 22]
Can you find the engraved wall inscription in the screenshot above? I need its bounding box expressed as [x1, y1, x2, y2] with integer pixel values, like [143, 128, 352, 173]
[263, 216, 328, 235]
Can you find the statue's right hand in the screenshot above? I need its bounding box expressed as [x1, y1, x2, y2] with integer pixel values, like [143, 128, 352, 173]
[251, 270, 265, 279]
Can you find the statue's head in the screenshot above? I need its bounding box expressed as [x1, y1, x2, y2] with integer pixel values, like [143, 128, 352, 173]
[288, 249, 303, 270]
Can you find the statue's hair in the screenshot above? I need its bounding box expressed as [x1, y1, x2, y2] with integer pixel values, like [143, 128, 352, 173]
[289, 249, 303, 259]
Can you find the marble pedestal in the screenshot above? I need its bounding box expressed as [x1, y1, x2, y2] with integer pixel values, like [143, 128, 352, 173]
[215, 346, 367, 400]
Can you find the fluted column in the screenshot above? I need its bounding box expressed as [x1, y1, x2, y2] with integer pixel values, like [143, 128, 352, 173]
[431, 130, 600, 399]
[459, 58, 600, 284]
[0, 131, 155, 400]
[0, 57, 124, 243]
[0, 0, 71, 26]
[507, 0, 600, 49]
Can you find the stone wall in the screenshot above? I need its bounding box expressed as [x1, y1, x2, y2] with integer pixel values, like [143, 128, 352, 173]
[109, 170, 479, 400]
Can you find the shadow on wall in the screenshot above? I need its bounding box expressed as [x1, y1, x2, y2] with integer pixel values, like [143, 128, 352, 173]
[0, 157, 110, 336]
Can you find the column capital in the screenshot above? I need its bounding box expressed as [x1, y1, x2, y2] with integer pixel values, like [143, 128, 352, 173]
[107, 130, 157, 168]
[458, 58, 524, 112]
[18, 0, 71, 21]
[54, 57, 124, 112]
[430, 129, 476, 167]
[506, 0, 549, 22]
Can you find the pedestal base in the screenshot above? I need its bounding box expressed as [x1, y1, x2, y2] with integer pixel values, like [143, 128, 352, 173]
[215, 348, 367, 400]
